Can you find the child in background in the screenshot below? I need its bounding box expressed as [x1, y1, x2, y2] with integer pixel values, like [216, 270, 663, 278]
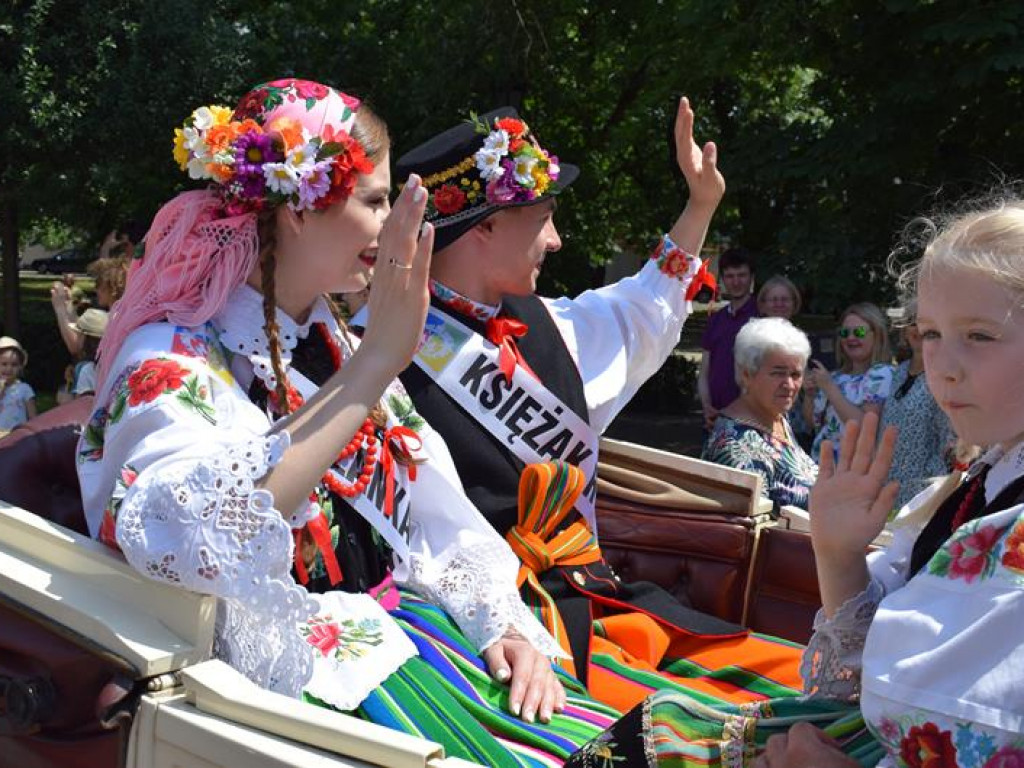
[0, 337, 37, 435]
[68, 308, 108, 397]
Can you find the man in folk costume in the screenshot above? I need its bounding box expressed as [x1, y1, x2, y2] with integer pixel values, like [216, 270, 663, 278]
[357, 99, 805, 712]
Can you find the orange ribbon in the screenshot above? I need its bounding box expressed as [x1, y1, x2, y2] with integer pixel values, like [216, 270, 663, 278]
[485, 316, 537, 381]
[381, 426, 422, 518]
[504, 462, 603, 676]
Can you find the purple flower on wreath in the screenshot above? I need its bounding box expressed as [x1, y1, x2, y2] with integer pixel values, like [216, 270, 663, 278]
[547, 154, 561, 182]
[234, 131, 279, 198]
[295, 160, 334, 210]
[487, 158, 534, 204]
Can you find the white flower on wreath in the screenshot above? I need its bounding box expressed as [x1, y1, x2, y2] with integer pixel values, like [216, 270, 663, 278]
[475, 148, 505, 180]
[190, 106, 219, 131]
[483, 128, 510, 155]
[263, 162, 300, 195]
[513, 154, 538, 186]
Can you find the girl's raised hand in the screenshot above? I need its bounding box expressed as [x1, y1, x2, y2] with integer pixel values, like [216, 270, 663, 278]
[675, 97, 725, 209]
[809, 412, 900, 559]
[359, 174, 434, 379]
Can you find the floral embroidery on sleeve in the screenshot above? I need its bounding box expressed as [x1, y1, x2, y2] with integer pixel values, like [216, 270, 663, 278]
[650, 234, 699, 284]
[109, 358, 216, 426]
[1001, 519, 1024, 574]
[873, 711, 1024, 768]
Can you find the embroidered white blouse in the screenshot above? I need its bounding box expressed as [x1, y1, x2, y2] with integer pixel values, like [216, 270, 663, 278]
[801, 442, 1024, 766]
[76, 285, 563, 710]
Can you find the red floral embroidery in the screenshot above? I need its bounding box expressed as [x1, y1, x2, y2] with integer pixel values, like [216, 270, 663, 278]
[899, 722, 958, 768]
[98, 509, 118, 550]
[433, 184, 468, 216]
[1001, 521, 1024, 575]
[305, 620, 343, 657]
[984, 746, 1024, 768]
[126, 359, 191, 406]
[947, 524, 1002, 582]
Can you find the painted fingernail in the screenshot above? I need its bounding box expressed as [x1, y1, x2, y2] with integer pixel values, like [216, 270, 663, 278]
[510, 701, 521, 716]
[420, 222, 432, 239]
[523, 709, 535, 723]
[407, 174, 421, 189]
[414, 186, 427, 203]
[540, 707, 552, 722]
[495, 668, 510, 682]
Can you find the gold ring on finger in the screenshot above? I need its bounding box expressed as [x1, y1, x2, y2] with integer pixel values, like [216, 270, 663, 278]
[389, 257, 413, 270]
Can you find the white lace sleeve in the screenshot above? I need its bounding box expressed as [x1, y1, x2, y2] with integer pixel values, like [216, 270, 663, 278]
[391, 421, 567, 658]
[78, 337, 317, 697]
[800, 579, 885, 701]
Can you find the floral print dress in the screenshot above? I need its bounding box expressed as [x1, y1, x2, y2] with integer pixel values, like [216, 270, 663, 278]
[702, 415, 818, 509]
[812, 362, 895, 462]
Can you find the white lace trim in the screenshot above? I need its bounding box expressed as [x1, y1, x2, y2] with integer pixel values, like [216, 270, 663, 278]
[116, 432, 318, 697]
[800, 579, 885, 701]
[405, 541, 568, 658]
[213, 284, 341, 390]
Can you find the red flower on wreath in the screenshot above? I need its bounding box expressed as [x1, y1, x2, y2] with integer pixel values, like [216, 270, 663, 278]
[432, 184, 468, 216]
[126, 359, 191, 406]
[234, 88, 268, 121]
[317, 128, 374, 209]
[899, 722, 958, 768]
[1001, 520, 1024, 575]
[496, 117, 527, 137]
[305, 620, 343, 657]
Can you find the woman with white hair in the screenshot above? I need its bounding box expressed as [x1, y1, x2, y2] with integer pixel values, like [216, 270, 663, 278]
[702, 317, 818, 508]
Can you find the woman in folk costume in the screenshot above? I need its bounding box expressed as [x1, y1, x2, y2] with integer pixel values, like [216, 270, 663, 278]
[77, 78, 636, 767]
[570, 197, 1024, 767]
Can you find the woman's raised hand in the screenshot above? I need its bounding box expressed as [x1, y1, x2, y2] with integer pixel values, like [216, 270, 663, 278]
[359, 174, 434, 380]
[675, 96, 725, 209]
[809, 412, 899, 559]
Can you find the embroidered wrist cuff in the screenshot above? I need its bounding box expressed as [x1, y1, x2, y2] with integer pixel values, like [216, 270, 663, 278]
[650, 235, 706, 299]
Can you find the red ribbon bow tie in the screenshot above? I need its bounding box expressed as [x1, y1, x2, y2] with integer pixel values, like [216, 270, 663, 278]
[381, 426, 422, 518]
[485, 316, 536, 381]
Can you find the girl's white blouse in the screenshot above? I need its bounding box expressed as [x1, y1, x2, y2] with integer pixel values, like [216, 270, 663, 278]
[802, 442, 1024, 766]
[77, 285, 562, 707]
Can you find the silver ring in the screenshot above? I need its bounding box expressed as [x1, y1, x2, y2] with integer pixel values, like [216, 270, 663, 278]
[389, 258, 413, 270]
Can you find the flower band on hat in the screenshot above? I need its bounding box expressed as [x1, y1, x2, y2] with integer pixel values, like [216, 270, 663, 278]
[172, 79, 373, 215]
[420, 114, 562, 227]
[395, 106, 578, 252]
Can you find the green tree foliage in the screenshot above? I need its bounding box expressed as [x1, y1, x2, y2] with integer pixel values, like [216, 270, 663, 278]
[3, 0, 1024, 335]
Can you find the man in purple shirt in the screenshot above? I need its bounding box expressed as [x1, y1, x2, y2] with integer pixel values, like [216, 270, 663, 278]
[697, 247, 757, 428]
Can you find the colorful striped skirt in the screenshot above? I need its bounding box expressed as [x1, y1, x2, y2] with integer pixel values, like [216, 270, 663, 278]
[565, 690, 884, 767]
[306, 591, 621, 767]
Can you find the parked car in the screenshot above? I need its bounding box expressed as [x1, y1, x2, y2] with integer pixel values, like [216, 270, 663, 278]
[0, 399, 839, 768]
[32, 248, 93, 274]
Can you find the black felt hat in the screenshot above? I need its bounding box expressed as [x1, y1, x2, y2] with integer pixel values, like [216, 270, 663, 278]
[395, 107, 579, 251]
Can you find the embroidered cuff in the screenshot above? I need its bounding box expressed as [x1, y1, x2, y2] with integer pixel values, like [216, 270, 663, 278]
[650, 234, 705, 297]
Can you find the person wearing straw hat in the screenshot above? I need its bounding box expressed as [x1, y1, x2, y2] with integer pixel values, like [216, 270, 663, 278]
[360, 100, 807, 714]
[69, 308, 109, 397]
[0, 336, 37, 434]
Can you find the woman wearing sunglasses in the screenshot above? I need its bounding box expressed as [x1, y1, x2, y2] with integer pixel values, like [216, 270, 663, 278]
[803, 302, 895, 461]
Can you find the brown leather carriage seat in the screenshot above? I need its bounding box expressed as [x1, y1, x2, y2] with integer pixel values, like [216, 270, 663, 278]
[0, 396, 93, 535]
[595, 439, 823, 644]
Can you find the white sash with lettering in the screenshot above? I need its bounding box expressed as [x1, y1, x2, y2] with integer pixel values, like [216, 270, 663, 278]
[286, 366, 413, 562]
[413, 306, 599, 533]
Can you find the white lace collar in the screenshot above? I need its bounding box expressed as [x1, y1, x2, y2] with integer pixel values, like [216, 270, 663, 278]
[213, 284, 343, 390]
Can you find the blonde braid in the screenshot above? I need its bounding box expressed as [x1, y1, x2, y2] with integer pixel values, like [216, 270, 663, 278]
[257, 211, 292, 415]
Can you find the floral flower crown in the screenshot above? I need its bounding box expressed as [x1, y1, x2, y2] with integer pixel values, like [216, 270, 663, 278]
[425, 114, 561, 219]
[172, 81, 373, 215]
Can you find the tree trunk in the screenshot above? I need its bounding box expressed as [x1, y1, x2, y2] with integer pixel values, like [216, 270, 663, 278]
[0, 199, 19, 338]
